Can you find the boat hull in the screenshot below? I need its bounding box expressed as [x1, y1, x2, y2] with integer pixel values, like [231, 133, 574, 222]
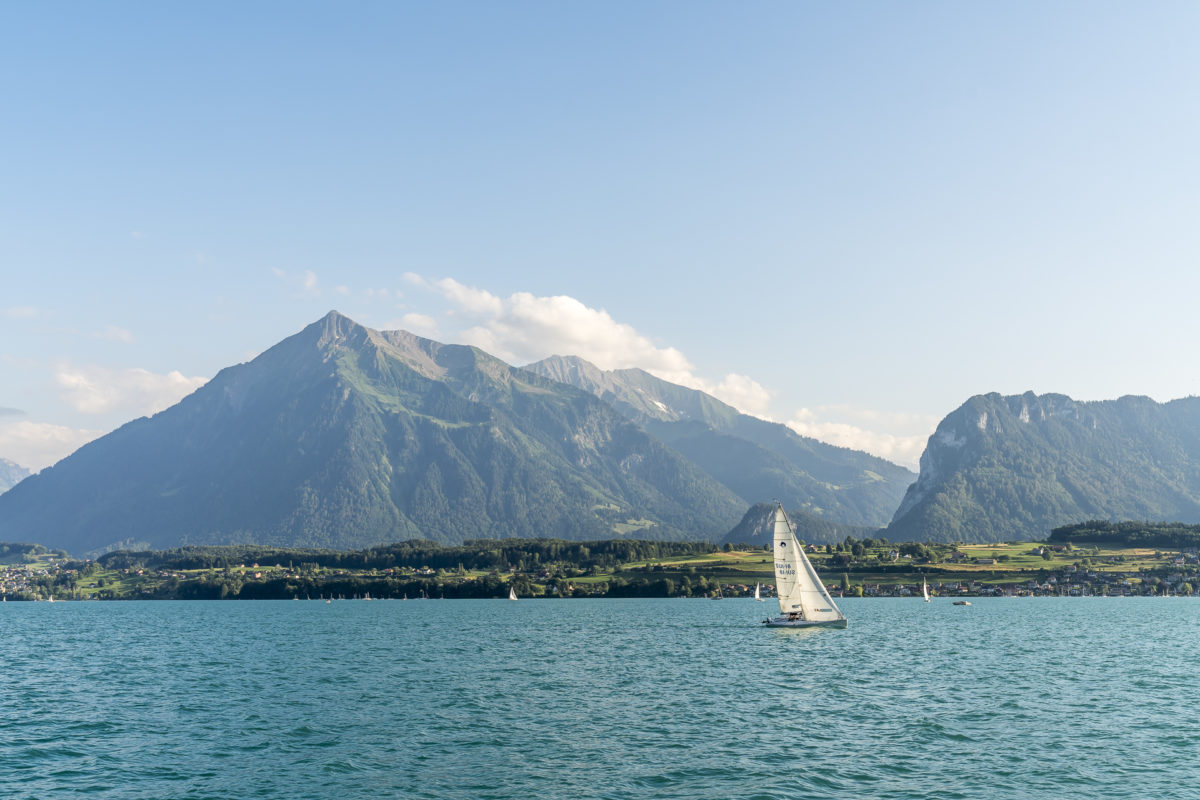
[762, 616, 848, 629]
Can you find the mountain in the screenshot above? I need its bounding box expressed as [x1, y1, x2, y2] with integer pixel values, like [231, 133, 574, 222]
[719, 502, 877, 547]
[0, 458, 31, 494]
[886, 392, 1200, 543]
[0, 312, 748, 555]
[525, 355, 915, 528]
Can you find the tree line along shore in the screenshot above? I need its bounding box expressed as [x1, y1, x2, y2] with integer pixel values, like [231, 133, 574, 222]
[3, 521, 1200, 601]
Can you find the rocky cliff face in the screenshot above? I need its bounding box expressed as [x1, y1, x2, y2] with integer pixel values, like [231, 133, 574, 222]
[887, 392, 1200, 542]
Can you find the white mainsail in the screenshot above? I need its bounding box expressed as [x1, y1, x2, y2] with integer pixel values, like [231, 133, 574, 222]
[922, 576, 930, 602]
[509, 586, 518, 601]
[754, 583, 763, 601]
[772, 505, 845, 624]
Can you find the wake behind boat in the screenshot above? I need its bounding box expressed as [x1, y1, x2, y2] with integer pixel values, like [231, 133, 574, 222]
[762, 503, 847, 629]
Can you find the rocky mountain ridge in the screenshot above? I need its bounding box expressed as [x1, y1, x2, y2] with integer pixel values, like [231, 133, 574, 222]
[525, 355, 915, 528]
[887, 391, 1200, 542]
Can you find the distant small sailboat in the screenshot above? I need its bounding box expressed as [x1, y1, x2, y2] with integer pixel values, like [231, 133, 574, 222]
[762, 503, 847, 629]
[922, 577, 930, 603]
[754, 583, 764, 602]
[509, 586, 518, 602]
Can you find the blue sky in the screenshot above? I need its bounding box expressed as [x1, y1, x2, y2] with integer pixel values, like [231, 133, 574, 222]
[4, 1, 1200, 471]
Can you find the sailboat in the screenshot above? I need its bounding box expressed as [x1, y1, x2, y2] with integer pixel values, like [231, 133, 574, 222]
[922, 576, 931, 603]
[762, 503, 847, 629]
[754, 583, 764, 602]
[509, 586, 518, 602]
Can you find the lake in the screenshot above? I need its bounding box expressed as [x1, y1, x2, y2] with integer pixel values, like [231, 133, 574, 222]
[2, 597, 1196, 799]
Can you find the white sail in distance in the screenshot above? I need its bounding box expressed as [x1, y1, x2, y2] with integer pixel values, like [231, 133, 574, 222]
[772, 506, 845, 624]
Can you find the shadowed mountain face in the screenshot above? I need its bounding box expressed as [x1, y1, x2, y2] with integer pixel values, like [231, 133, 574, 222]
[0, 313, 747, 554]
[719, 502, 876, 547]
[525, 355, 915, 528]
[887, 392, 1200, 543]
[0, 458, 30, 494]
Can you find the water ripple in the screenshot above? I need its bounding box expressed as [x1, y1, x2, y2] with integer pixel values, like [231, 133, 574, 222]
[1, 598, 1198, 798]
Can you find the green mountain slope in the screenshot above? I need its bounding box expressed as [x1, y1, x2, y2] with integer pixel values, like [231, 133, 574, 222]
[886, 392, 1200, 543]
[0, 313, 746, 554]
[525, 355, 915, 527]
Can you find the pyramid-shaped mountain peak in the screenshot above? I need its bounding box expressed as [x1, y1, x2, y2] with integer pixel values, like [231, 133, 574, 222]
[0, 314, 747, 554]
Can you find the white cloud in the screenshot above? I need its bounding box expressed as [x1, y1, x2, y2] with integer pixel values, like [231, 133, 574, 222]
[271, 268, 321, 297]
[55, 365, 208, 416]
[3, 306, 38, 319]
[409, 274, 773, 417]
[92, 325, 135, 344]
[403, 275, 926, 455]
[426, 279, 688, 372]
[382, 313, 439, 338]
[0, 420, 105, 472]
[787, 406, 936, 469]
[272, 270, 406, 305]
[436, 278, 504, 317]
[705, 373, 774, 418]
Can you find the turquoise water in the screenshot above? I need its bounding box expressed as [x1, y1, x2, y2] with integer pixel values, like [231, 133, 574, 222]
[3, 597, 1198, 799]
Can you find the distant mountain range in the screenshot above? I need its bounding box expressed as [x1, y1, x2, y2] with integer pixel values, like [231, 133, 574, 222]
[0, 458, 30, 495]
[886, 392, 1200, 542]
[524, 355, 915, 528]
[0, 313, 755, 554]
[8, 315, 1198, 554]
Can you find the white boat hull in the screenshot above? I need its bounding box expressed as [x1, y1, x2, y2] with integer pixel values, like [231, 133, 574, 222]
[762, 616, 847, 629]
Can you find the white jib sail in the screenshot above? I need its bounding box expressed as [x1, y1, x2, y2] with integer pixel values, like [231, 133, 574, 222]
[772, 506, 844, 623]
